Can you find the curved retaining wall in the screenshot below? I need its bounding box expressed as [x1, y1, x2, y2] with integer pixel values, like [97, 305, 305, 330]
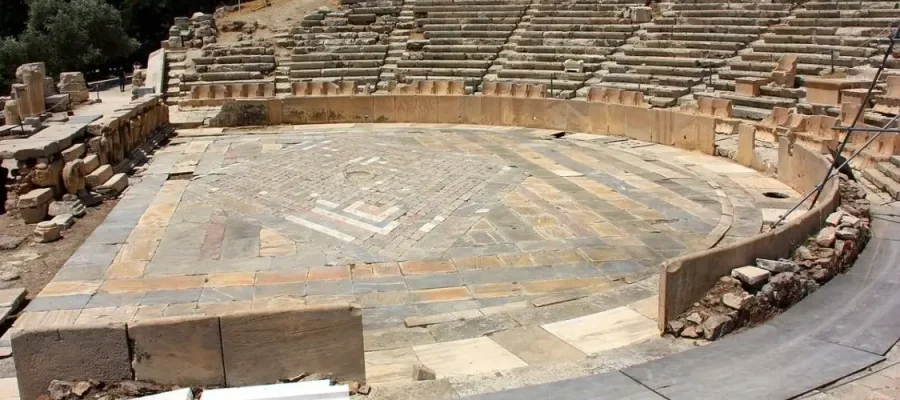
[208, 94, 839, 330]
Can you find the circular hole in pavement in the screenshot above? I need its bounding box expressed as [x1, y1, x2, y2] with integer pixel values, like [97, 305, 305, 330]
[763, 191, 790, 199]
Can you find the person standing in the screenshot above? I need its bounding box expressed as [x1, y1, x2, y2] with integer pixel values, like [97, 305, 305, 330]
[118, 68, 127, 92]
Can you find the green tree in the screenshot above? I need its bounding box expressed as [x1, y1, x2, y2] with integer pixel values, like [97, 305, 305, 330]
[0, 37, 28, 93]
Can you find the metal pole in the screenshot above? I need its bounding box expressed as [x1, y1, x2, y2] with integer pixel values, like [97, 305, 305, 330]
[770, 112, 900, 228]
[810, 24, 900, 207]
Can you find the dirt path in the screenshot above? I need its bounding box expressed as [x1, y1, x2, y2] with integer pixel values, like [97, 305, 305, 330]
[218, 0, 338, 42]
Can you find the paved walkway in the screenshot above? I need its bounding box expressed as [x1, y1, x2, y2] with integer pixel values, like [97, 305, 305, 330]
[14, 123, 809, 389]
[451, 204, 900, 400]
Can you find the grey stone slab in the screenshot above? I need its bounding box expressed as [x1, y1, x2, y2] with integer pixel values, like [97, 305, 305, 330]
[475, 296, 527, 309]
[635, 233, 686, 251]
[622, 325, 884, 400]
[428, 314, 520, 342]
[446, 244, 520, 259]
[845, 238, 900, 284]
[253, 283, 306, 299]
[53, 264, 109, 281]
[199, 286, 255, 303]
[770, 276, 900, 356]
[463, 371, 665, 400]
[415, 300, 480, 316]
[270, 253, 328, 270]
[305, 279, 353, 296]
[140, 289, 202, 305]
[353, 277, 408, 293]
[595, 260, 652, 278]
[460, 267, 560, 285]
[85, 292, 144, 308]
[405, 273, 463, 290]
[362, 305, 420, 328]
[25, 294, 92, 312]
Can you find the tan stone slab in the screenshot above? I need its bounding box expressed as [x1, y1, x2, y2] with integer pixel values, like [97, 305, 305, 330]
[41, 309, 82, 328]
[129, 314, 226, 386]
[307, 266, 350, 281]
[100, 275, 206, 294]
[206, 272, 257, 287]
[255, 270, 308, 285]
[460, 96, 483, 125]
[413, 337, 527, 378]
[480, 96, 502, 127]
[372, 262, 402, 277]
[38, 280, 101, 296]
[196, 300, 253, 315]
[220, 305, 365, 385]
[400, 260, 455, 275]
[500, 97, 525, 128]
[565, 100, 592, 133]
[327, 96, 375, 124]
[520, 278, 611, 295]
[624, 106, 653, 142]
[75, 306, 138, 325]
[737, 123, 756, 167]
[259, 228, 296, 257]
[627, 295, 660, 321]
[542, 306, 658, 355]
[0, 377, 18, 400]
[373, 95, 396, 123]
[365, 347, 418, 385]
[607, 104, 627, 136]
[106, 261, 146, 279]
[411, 286, 472, 304]
[489, 325, 586, 365]
[468, 282, 523, 299]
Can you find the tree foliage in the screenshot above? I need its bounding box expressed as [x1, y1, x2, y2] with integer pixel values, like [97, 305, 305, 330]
[0, 0, 139, 95]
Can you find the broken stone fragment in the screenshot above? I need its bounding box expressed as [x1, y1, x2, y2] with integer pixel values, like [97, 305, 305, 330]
[50, 214, 74, 229]
[756, 258, 800, 273]
[836, 228, 859, 240]
[681, 325, 701, 339]
[722, 292, 755, 311]
[702, 314, 734, 340]
[825, 211, 843, 226]
[841, 214, 860, 226]
[794, 246, 814, 261]
[816, 226, 837, 247]
[731, 266, 770, 286]
[412, 363, 436, 381]
[685, 312, 703, 325]
[667, 320, 685, 336]
[33, 221, 61, 243]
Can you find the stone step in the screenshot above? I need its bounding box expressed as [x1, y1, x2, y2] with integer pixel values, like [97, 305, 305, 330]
[290, 68, 381, 78]
[862, 168, 900, 200]
[610, 55, 727, 68]
[643, 32, 758, 43]
[519, 31, 631, 40]
[397, 67, 486, 77]
[788, 17, 900, 28]
[284, 60, 384, 69]
[85, 164, 114, 188]
[752, 43, 877, 58]
[715, 92, 797, 110]
[654, 17, 781, 26]
[740, 51, 868, 67]
[624, 46, 735, 58]
[876, 161, 900, 183]
[418, 17, 521, 25]
[891, 155, 900, 169]
[760, 34, 873, 47]
[667, 10, 790, 18]
[602, 73, 702, 88]
[731, 104, 773, 121]
[645, 24, 767, 34]
[486, 77, 583, 90]
[95, 173, 128, 199]
[527, 24, 636, 33]
[803, 1, 900, 10]
[640, 40, 744, 52]
[594, 81, 692, 98]
[726, 61, 826, 76]
[291, 53, 386, 62]
[506, 52, 607, 63]
[496, 69, 590, 81]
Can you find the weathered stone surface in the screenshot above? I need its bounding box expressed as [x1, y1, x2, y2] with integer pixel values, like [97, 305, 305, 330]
[85, 164, 113, 188]
[722, 293, 755, 311]
[755, 258, 800, 273]
[702, 314, 734, 340]
[836, 228, 860, 240]
[48, 200, 86, 218]
[33, 220, 61, 242]
[95, 173, 128, 198]
[841, 214, 860, 226]
[81, 154, 100, 175]
[62, 159, 86, 194]
[19, 206, 48, 224]
[129, 315, 225, 386]
[12, 323, 132, 400]
[0, 236, 25, 251]
[50, 214, 75, 229]
[794, 246, 814, 261]
[17, 188, 52, 209]
[681, 325, 701, 338]
[731, 266, 771, 286]
[825, 211, 843, 227]
[685, 312, 703, 325]
[667, 320, 685, 335]
[816, 227, 837, 247]
[412, 362, 436, 381]
[61, 143, 85, 162]
[219, 305, 365, 386]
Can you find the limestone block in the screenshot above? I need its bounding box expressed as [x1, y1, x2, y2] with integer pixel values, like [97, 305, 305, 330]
[31, 159, 62, 188]
[95, 173, 128, 198]
[737, 124, 756, 167]
[219, 305, 365, 386]
[62, 160, 86, 194]
[129, 315, 225, 387]
[58, 72, 88, 93]
[731, 266, 770, 286]
[48, 200, 85, 218]
[2, 100, 20, 125]
[12, 323, 132, 400]
[18, 188, 53, 209]
[563, 59, 584, 73]
[631, 6, 652, 22]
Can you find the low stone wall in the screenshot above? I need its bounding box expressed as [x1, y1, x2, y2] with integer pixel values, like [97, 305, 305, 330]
[0, 95, 170, 225]
[207, 95, 718, 155]
[12, 304, 365, 400]
[657, 140, 841, 330]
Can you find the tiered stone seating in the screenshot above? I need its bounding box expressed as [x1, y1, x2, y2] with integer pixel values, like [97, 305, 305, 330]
[714, 1, 900, 118]
[491, 0, 643, 99]
[391, 79, 469, 94]
[601, 0, 790, 107]
[174, 41, 277, 102]
[394, 0, 532, 93]
[284, 0, 401, 91]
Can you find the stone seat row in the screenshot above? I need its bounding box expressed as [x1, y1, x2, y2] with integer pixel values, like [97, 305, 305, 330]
[189, 82, 276, 100]
[292, 80, 372, 96]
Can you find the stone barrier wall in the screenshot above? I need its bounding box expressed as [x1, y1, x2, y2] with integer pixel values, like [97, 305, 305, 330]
[207, 95, 718, 155]
[657, 140, 840, 330]
[12, 304, 365, 400]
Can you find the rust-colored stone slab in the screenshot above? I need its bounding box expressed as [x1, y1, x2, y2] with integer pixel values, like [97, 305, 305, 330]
[129, 315, 225, 387]
[373, 95, 396, 123]
[13, 324, 131, 400]
[219, 305, 365, 386]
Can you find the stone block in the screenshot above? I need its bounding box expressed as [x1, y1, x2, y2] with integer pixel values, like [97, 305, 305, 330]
[80, 154, 100, 174]
[731, 266, 770, 286]
[50, 214, 75, 229]
[85, 164, 113, 188]
[129, 315, 225, 386]
[219, 305, 365, 386]
[12, 323, 132, 400]
[19, 206, 48, 224]
[17, 188, 53, 209]
[61, 143, 86, 162]
[737, 124, 755, 167]
[95, 173, 128, 198]
[33, 220, 61, 242]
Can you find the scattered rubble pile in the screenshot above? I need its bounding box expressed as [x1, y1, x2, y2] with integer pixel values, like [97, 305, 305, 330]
[667, 176, 870, 340]
[166, 13, 218, 49]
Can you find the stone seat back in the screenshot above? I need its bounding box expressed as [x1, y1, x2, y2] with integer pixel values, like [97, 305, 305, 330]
[423, 24, 517, 31]
[526, 24, 637, 33]
[644, 24, 766, 34]
[417, 17, 520, 25]
[519, 31, 631, 40]
[644, 32, 757, 43]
